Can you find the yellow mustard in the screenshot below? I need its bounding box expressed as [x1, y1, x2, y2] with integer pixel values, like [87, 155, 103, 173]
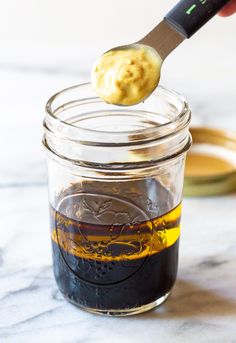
[92, 45, 162, 106]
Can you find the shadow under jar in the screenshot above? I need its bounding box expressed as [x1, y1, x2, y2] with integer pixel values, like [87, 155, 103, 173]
[43, 83, 191, 316]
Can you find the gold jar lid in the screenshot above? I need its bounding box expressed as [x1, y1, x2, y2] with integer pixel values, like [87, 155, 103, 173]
[184, 127, 236, 196]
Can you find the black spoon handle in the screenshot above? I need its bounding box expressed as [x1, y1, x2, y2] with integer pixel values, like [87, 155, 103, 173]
[164, 0, 230, 38]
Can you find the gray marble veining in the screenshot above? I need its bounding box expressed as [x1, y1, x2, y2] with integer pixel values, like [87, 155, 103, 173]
[0, 53, 236, 342]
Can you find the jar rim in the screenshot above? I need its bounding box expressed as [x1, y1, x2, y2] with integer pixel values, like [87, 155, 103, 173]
[44, 83, 191, 169]
[45, 82, 190, 144]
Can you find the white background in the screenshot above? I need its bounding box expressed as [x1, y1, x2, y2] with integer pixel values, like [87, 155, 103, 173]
[0, 0, 235, 185]
[0, 2, 236, 342]
[0, 0, 235, 184]
[0, 0, 235, 87]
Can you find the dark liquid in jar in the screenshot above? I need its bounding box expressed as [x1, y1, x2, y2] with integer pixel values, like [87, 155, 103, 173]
[50, 180, 181, 311]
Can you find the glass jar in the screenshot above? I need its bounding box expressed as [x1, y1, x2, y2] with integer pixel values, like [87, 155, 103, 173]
[43, 83, 191, 316]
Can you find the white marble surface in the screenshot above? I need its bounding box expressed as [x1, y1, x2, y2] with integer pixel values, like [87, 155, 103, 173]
[0, 44, 236, 343]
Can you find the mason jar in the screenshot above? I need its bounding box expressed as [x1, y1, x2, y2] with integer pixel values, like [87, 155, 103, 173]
[43, 83, 191, 316]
